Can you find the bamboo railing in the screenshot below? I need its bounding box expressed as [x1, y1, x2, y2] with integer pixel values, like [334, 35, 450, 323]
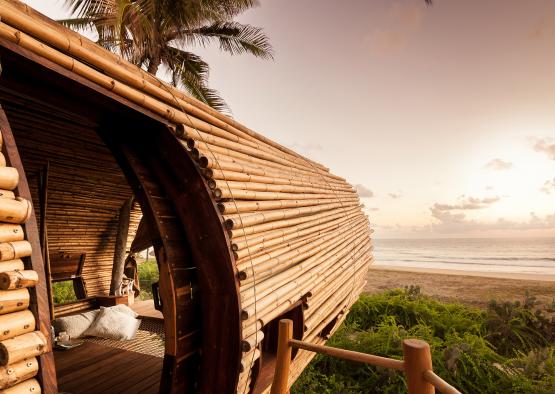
[270, 319, 462, 394]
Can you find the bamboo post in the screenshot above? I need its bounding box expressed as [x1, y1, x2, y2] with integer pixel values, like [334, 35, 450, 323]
[37, 163, 53, 321]
[109, 197, 133, 295]
[270, 319, 293, 394]
[402, 339, 435, 394]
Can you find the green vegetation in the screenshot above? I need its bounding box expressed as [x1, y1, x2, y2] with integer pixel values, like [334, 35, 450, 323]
[137, 259, 160, 301]
[52, 280, 77, 304]
[292, 287, 555, 394]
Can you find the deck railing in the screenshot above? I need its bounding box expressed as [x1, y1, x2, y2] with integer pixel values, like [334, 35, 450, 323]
[270, 319, 462, 394]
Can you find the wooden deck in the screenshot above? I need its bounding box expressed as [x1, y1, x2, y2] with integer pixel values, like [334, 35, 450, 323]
[130, 299, 163, 320]
[54, 342, 162, 394]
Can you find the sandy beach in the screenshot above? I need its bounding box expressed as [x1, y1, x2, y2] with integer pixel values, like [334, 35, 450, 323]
[365, 265, 555, 308]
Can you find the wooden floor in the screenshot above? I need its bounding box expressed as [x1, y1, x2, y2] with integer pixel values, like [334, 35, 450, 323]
[54, 342, 162, 394]
[130, 299, 164, 320]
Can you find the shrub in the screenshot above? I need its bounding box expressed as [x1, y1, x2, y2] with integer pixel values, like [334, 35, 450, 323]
[292, 289, 555, 394]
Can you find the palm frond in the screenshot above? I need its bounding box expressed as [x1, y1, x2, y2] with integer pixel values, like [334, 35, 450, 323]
[162, 47, 230, 113]
[58, 17, 95, 31]
[177, 22, 273, 60]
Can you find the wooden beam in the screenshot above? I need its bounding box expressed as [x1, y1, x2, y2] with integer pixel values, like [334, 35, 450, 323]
[37, 161, 53, 320]
[109, 196, 133, 295]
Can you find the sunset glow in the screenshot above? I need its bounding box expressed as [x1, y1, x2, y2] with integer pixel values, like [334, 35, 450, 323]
[27, 0, 555, 238]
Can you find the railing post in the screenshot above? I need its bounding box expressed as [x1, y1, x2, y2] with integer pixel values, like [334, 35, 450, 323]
[402, 339, 435, 394]
[270, 319, 294, 394]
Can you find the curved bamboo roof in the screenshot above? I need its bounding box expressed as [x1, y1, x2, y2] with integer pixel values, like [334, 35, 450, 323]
[0, 1, 373, 392]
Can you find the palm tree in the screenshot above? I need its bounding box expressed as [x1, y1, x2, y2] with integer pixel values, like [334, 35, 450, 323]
[61, 0, 273, 113]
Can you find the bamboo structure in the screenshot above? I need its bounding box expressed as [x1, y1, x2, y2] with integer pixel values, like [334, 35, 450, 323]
[0, 1, 374, 393]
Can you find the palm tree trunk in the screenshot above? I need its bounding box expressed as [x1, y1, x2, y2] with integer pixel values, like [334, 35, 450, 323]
[147, 57, 161, 75]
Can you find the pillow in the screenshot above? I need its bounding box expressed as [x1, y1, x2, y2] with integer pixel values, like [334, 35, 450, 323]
[107, 304, 139, 318]
[52, 309, 99, 338]
[83, 307, 140, 340]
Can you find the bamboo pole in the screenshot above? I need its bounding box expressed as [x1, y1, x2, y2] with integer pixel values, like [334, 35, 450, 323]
[0, 331, 48, 366]
[219, 196, 359, 215]
[0, 199, 32, 225]
[37, 162, 54, 321]
[225, 201, 361, 230]
[0, 191, 15, 200]
[0, 311, 35, 341]
[270, 320, 293, 394]
[229, 205, 362, 239]
[231, 206, 362, 250]
[0, 271, 38, 291]
[0, 168, 18, 191]
[0, 289, 30, 315]
[402, 339, 434, 394]
[0, 226, 24, 244]
[0, 243, 32, 262]
[241, 331, 264, 352]
[0, 261, 24, 274]
[0, 378, 41, 393]
[0, 357, 38, 390]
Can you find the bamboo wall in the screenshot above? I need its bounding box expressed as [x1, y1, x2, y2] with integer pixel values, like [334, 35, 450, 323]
[0, 1, 373, 393]
[0, 91, 142, 299]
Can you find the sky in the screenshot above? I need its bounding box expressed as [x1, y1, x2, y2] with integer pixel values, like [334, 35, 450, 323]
[25, 0, 555, 239]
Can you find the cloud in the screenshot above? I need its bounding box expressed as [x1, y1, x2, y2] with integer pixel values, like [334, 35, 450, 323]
[483, 158, 513, 171]
[432, 196, 500, 213]
[355, 184, 374, 198]
[533, 138, 555, 160]
[367, 207, 380, 212]
[388, 192, 403, 199]
[540, 178, 555, 194]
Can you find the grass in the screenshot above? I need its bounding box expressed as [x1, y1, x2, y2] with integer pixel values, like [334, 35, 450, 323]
[137, 258, 159, 301]
[292, 286, 555, 394]
[52, 280, 77, 304]
[52, 258, 160, 303]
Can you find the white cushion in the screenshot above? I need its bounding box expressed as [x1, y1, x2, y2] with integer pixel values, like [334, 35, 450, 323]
[53, 309, 99, 338]
[108, 304, 139, 318]
[83, 307, 141, 340]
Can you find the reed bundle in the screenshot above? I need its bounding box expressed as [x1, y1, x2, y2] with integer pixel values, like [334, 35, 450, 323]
[0, 357, 38, 390]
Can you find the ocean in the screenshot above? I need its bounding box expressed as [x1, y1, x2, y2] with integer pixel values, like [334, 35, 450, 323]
[372, 238, 555, 275]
